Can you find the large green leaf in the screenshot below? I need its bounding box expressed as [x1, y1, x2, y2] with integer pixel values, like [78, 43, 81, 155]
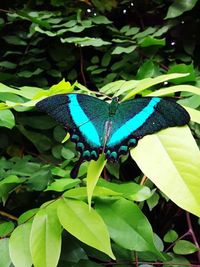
[131, 126, 200, 217]
[95, 198, 164, 259]
[148, 85, 200, 96]
[9, 223, 32, 267]
[30, 202, 62, 267]
[122, 73, 189, 100]
[57, 198, 115, 259]
[0, 238, 11, 267]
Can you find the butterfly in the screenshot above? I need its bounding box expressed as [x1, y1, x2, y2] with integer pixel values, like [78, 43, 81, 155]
[36, 93, 190, 177]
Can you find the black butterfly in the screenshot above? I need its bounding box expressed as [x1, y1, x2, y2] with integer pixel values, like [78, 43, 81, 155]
[36, 93, 190, 177]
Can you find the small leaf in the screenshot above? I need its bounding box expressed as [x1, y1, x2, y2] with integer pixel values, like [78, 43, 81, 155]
[164, 230, 178, 243]
[45, 178, 80, 192]
[60, 37, 111, 47]
[91, 15, 112, 24]
[49, 79, 72, 94]
[168, 63, 195, 83]
[87, 154, 106, 209]
[0, 222, 15, 237]
[57, 198, 115, 259]
[97, 178, 152, 201]
[139, 37, 165, 47]
[0, 109, 15, 129]
[165, 0, 198, 19]
[173, 240, 199, 255]
[147, 192, 160, 210]
[112, 45, 136, 55]
[9, 223, 32, 267]
[3, 35, 27, 45]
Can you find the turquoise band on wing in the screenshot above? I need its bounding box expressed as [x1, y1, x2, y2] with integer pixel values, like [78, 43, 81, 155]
[107, 97, 161, 147]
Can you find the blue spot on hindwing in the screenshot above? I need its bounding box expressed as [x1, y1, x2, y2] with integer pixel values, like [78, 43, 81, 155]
[107, 97, 161, 146]
[68, 94, 101, 146]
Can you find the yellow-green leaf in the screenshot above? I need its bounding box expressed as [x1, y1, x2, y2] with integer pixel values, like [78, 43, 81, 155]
[57, 198, 115, 259]
[30, 202, 62, 267]
[131, 126, 200, 217]
[9, 223, 32, 267]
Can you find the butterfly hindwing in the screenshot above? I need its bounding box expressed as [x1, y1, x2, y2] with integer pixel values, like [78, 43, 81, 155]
[105, 97, 190, 160]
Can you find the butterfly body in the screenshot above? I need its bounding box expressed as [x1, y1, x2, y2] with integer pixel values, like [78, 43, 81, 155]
[36, 93, 190, 176]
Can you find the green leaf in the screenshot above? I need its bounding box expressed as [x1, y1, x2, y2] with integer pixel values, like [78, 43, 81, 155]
[148, 85, 200, 97]
[112, 45, 136, 55]
[97, 179, 152, 201]
[146, 192, 160, 210]
[60, 37, 111, 47]
[17, 125, 52, 152]
[168, 64, 195, 83]
[0, 109, 15, 129]
[30, 202, 62, 267]
[95, 198, 164, 259]
[0, 238, 11, 267]
[139, 37, 165, 47]
[9, 223, 32, 267]
[17, 68, 43, 78]
[45, 178, 80, 192]
[57, 198, 115, 259]
[173, 240, 199, 255]
[3, 35, 27, 45]
[91, 15, 112, 24]
[165, 0, 198, 19]
[136, 60, 158, 79]
[123, 73, 189, 100]
[18, 209, 38, 224]
[131, 126, 200, 217]
[164, 230, 178, 243]
[87, 154, 106, 209]
[184, 107, 200, 124]
[64, 186, 121, 199]
[0, 222, 15, 237]
[0, 61, 17, 69]
[163, 253, 191, 266]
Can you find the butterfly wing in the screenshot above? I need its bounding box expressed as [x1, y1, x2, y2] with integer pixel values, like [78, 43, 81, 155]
[36, 93, 109, 160]
[105, 97, 190, 160]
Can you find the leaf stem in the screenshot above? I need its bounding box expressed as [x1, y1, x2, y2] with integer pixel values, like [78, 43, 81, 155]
[0, 210, 18, 221]
[186, 212, 200, 263]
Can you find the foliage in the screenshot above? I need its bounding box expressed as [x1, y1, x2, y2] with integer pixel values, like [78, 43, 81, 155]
[0, 0, 200, 266]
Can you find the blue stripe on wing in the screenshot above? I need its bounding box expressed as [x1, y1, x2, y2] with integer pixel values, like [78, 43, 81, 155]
[68, 94, 101, 146]
[107, 97, 161, 146]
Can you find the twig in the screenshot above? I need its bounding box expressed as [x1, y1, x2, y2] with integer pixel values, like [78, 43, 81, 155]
[0, 211, 18, 221]
[140, 175, 147, 185]
[186, 212, 200, 263]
